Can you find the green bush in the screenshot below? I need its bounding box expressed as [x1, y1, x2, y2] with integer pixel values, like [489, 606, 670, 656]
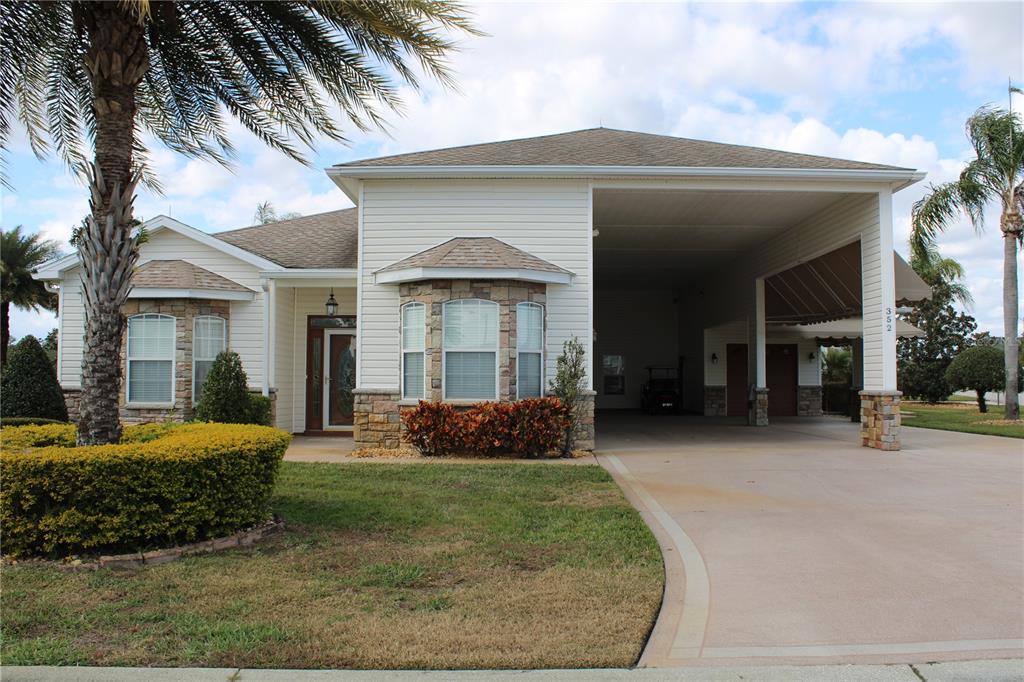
[1, 422, 183, 451]
[0, 416, 66, 427]
[194, 351, 271, 425]
[0, 336, 68, 422]
[945, 345, 1020, 413]
[0, 422, 290, 558]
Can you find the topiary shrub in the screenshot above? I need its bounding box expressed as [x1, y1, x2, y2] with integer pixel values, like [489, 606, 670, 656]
[194, 351, 270, 424]
[0, 335, 68, 422]
[548, 337, 588, 456]
[945, 345, 1021, 413]
[0, 422, 290, 558]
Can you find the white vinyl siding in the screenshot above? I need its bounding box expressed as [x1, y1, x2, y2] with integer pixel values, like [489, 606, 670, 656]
[401, 302, 426, 400]
[443, 299, 499, 400]
[127, 314, 175, 403]
[357, 179, 592, 392]
[273, 287, 296, 430]
[193, 316, 227, 401]
[516, 302, 544, 398]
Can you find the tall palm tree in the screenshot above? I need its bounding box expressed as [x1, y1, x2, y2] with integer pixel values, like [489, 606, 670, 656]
[911, 103, 1023, 420]
[909, 241, 973, 308]
[0, 226, 61, 366]
[1, 1, 479, 444]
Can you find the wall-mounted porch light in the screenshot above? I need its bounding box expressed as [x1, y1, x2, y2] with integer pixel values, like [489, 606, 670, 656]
[710, 352, 719, 365]
[808, 351, 816, 363]
[325, 288, 338, 317]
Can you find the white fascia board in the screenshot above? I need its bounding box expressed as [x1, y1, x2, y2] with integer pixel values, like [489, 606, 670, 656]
[143, 215, 285, 271]
[327, 164, 925, 190]
[374, 267, 573, 285]
[260, 269, 358, 288]
[33, 253, 80, 280]
[127, 287, 255, 301]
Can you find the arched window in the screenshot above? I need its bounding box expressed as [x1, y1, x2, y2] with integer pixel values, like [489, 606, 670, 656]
[401, 302, 426, 400]
[442, 299, 498, 400]
[516, 302, 544, 398]
[126, 313, 175, 404]
[193, 316, 227, 401]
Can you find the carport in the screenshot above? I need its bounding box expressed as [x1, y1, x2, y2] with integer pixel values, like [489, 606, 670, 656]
[591, 181, 928, 450]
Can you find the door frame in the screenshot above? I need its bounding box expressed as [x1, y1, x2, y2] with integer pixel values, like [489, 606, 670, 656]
[305, 314, 357, 433]
[322, 328, 356, 431]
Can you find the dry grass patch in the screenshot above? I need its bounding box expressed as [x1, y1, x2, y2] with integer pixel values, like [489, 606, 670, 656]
[1, 462, 663, 669]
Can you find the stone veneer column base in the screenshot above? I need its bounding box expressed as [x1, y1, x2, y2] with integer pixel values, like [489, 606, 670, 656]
[859, 390, 901, 451]
[703, 385, 727, 416]
[63, 388, 82, 423]
[353, 388, 403, 449]
[749, 387, 769, 426]
[574, 390, 596, 452]
[797, 385, 823, 417]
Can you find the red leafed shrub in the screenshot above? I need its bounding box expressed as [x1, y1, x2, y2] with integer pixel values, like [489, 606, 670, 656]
[401, 401, 462, 456]
[401, 398, 569, 457]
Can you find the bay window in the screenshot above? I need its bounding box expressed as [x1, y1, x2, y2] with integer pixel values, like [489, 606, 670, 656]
[193, 316, 227, 401]
[516, 302, 544, 398]
[401, 302, 426, 400]
[443, 299, 498, 400]
[126, 313, 175, 404]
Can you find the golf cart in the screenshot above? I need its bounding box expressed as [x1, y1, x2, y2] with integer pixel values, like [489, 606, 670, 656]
[641, 366, 681, 414]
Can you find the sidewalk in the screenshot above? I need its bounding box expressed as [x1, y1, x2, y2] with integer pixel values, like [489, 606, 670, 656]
[3, 660, 1022, 681]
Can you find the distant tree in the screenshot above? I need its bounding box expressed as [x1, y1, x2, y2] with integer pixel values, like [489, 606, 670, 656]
[910, 101, 1023, 419]
[0, 335, 68, 421]
[821, 347, 852, 384]
[945, 345, 1017, 413]
[0, 226, 61, 366]
[253, 202, 301, 225]
[42, 328, 58, 365]
[898, 299, 977, 402]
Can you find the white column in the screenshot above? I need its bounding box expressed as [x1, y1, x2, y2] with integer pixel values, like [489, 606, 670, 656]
[861, 190, 898, 391]
[262, 279, 276, 397]
[754, 277, 767, 388]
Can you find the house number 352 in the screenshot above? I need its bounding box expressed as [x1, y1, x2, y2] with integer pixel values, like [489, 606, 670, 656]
[885, 307, 893, 332]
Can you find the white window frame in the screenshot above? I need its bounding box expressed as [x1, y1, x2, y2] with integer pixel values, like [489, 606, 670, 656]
[442, 299, 500, 401]
[126, 313, 176, 406]
[516, 302, 545, 399]
[400, 302, 427, 400]
[192, 315, 228, 401]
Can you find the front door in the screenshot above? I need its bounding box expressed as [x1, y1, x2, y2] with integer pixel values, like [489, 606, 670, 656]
[305, 327, 356, 431]
[766, 344, 798, 417]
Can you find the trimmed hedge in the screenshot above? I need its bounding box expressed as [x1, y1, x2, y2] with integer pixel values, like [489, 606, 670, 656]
[0, 417, 67, 428]
[402, 398, 569, 458]
[0, 422, 290, 558]
[1, 422, 182, 451]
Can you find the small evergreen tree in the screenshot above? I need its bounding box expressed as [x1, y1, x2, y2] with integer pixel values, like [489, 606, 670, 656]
[548, 337, 588, 457]
[0, 335, 68, 421]
[193, 351, 255, 424]
[897, 298, 977, 402]
[945, 345, 1016, 413]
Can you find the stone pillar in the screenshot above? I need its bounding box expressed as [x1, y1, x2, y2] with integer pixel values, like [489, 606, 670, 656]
[797, 385, 823, 417]
[574, 390, 596, 451]
[63, 388, 82, 422]
[859, 390, 901, 451]
[353, 388, 402, 450]
[703, 385, 727, 416]
[749, 387, 769, 426]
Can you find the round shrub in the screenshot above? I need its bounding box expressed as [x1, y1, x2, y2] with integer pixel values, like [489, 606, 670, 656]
[0, 422, 290, 558]
[194, 350, 270, 425]
[0, 335, 68, 422]
[945, 345, 1014, 413]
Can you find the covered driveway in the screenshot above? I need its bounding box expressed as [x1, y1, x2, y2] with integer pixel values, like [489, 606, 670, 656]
[596, 414, 1024, 666]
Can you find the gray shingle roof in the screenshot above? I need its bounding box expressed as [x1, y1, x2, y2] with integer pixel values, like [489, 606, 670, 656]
[215, 208, 357, 269]
[333, 127, 909, 171]
[133, 260, 253, 292]
[376, 237, 572, 275]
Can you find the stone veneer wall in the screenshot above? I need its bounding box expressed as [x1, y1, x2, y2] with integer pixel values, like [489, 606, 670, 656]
[859, 390, 901, 451]
[797, 385, 823, 417]
[703, 385, 727, 416]
[353, 389, 403, 450]
[749, 387, 769, 426]
[119, 299, 231, 424]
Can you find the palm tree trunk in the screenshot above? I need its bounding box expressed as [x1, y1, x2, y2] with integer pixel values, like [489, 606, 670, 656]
[1003, 227, 1020, 420]
[76, 4, 149, 445]
[1, 300, 9, 367]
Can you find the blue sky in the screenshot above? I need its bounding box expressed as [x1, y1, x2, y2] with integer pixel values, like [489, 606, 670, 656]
[3, 1, 1022, 339]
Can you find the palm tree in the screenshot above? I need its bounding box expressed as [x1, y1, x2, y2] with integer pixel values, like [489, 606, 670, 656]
[254, 201, 301, 225]
[0, 226, 61, 366]
[909, 241, 973, 308]
[1, 1, 479, 444]
[911, 103, 1023, 420]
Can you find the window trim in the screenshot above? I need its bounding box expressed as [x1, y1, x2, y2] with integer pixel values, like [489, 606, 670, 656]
[441, 298, 500, 401]
[192, 315, 228, 402]
[516, 302, 545, 399]
[400, 302, 427, 401]
[126, 313, 176, 406]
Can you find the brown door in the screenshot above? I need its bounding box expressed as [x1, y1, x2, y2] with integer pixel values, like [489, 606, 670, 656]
[325, 332, 356, 427]
[306, 328, 325, 431]
[726, 343, 748, 417]
[766, 344, 798, 417]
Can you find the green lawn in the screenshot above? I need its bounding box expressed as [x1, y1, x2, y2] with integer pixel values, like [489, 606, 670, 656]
[1, 462, 663, 670]
[902, 403, 1024, 439]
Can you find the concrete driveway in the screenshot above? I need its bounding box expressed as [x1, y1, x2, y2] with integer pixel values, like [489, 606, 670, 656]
[595, 413, 1024, 668]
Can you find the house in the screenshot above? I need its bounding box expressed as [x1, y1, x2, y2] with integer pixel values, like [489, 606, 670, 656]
[35, 128, 931, 451]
